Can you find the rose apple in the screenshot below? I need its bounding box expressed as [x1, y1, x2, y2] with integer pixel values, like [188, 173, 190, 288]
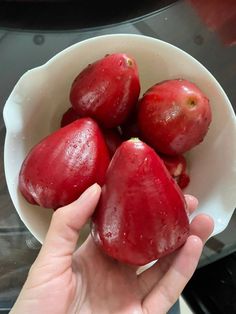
[70, 53, 140, 128]
[91, 138, 189, 266]
[138, 79, 212, 155]
[19, 118, 110, 209]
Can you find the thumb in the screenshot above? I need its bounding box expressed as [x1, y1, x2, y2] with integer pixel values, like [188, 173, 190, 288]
[38, 183, 101, 260]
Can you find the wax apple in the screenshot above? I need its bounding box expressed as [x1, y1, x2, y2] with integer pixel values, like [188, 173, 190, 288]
[19, 118, 110, 209]
[138, 79, 212, 155]
[70, 53, 140, 128]
[91, 138, 189, 266]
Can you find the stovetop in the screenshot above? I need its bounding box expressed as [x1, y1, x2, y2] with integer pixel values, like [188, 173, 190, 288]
[0, 1, 236, 312]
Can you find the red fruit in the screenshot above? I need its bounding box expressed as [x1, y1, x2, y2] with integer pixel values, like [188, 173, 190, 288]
[138, 79, 212, 155]
[161, 154, 187, 176]
[160, 154, 190, 189]
[91, 138, 189, 266]
[19, 118, 110, 209]
[70, 53, 140, 128]
[60, 107, 80, 127]
[177, 172, 190, 190]
[103, 128, 123, 157]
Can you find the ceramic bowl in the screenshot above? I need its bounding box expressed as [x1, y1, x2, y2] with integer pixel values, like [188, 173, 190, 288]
[3, 34, 236, 244]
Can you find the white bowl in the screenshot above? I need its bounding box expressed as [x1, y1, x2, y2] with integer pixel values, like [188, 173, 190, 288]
[3, 34, 236, 244]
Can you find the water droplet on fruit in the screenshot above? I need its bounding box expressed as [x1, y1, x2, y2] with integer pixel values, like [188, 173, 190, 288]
[122, 240, 126, 245]
[140, 234, 143, 240]
[150, 239, 154, 245]
[73, 144, 77, 148]
[123, 232, 126, 236]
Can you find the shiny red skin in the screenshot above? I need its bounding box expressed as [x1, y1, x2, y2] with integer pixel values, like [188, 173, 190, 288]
[177, 172, 190, 190]
[70, 53, 140, 128]
[60, 107, 122, 157]
[19, 118, 110, 209]
[138, 79, 212, 155]
[60, 108, 122, 157]
[160, 154, 190, 189]
[91, 139, 189, 266]
[103, 128, 123, 157]
[60, 107, 80, 127]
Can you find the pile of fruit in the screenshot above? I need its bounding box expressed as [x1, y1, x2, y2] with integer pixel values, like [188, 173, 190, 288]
[19, 53, 212, 265]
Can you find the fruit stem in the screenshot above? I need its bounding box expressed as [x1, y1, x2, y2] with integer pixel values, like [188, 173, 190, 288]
[126, 57, 133, 67]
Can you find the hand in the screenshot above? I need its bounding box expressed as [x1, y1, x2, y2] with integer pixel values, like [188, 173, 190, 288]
[11, 184, 214, 314]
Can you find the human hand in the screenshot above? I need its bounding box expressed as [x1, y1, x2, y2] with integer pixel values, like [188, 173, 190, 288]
[10, 183, 214, 314]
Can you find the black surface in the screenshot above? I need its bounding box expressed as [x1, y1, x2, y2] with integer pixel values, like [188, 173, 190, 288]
[0, 0, 177, 31]
[183, 252, 236, 314]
